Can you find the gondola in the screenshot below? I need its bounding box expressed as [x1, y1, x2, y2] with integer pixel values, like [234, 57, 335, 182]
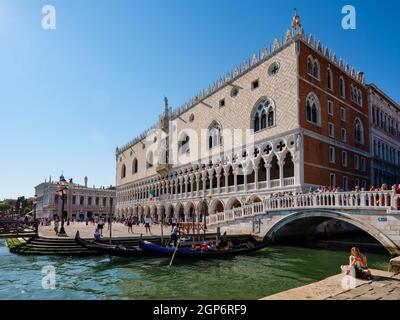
[138, 238, 269, 259]
[75, 232, 149, 258]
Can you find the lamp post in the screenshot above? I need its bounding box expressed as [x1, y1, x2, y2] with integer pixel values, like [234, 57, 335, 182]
[108, 198, 113, 245]
[199, 193, 211, 240]
[58, 176, 68, 237]
[33, 195, 38, 236]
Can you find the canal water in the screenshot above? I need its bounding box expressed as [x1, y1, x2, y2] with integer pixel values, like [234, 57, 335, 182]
[0, 239, 389, 300]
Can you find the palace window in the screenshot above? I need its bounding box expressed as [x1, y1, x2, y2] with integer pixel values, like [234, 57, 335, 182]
[350, 85, 362, 106]
[147, 151, 154, 168]
[306, 93, 320, 125]
[329, 146, 335, 163]
[339, 76, 345, 98]
[251, 79, 259, 90]
[307, 56, 320, 80]
[327, 68, 333, 90]
[340, 107, 346, 122]
[230, 87, 239, 97]
[342, 151, 348, 167]
[253, 99, 275, 132]
[354, 154, 360, 170]
[328, 122, 335, 138]
[121, 164, 126, 179]
[354, 118, 364, 144]
[208, 122, 222, 149]
[341, 128, 347, 143]
[132, 158, 138, 174]
[179, 133, 190, 154]
[328, 100, 334, 116]
[219, 99, 225, 108]
[268, 62, 280, 75]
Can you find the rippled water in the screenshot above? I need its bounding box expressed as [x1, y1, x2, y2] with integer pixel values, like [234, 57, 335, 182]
[0, 239, 389, 300]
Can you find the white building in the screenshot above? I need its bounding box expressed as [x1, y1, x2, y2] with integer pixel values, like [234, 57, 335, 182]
[35, 175, 115, 220]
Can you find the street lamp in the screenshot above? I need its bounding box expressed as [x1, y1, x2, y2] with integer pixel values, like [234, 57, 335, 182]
[33, 195, 38, 235]
[58, 176, 68, 237]
[109, 198, 113, 245]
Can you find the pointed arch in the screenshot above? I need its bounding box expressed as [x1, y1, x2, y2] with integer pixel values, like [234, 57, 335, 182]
[226, 197, 242, 210]
[132, 158, 138, 174]
[339, 76, 346, 98]
[147, 151, 154, 168]
[210, 199, 225, 214]
[121, 164, 126, 179]
[327, 67, 333, 90]
[354, 117, 364, 144]
[178, 131, 190, 154]
[252, 98, 276, 132]
[306, 92, 321, 126]
[208, 121, 222, 149]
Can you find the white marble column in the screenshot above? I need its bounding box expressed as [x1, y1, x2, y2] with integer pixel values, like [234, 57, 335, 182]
[223, 165, 230, 194]
[254, 165, 259, 190]
[195, 172, 201, 197]
[189, 174, 195, 197]
[201, 170, 208, 196]
[265, 164, 271, 189]
[208, 168, 214, 195]
[279, 159, 284, 188]
[215, 167, 222, 194]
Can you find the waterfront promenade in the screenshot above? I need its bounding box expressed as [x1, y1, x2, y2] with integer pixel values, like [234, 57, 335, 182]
[38, 222, 174, 239]
[262, 269, 400, 300]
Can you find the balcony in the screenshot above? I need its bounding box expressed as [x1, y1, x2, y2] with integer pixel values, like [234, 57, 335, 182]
[156, 163, 171, 175]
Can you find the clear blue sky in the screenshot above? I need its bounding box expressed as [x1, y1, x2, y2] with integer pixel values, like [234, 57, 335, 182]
[0, 0, 399, 199]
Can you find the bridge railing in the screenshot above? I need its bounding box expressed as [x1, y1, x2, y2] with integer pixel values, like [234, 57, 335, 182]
[206, 191, 400, 226]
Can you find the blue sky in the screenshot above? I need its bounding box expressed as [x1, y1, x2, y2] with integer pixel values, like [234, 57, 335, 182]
[0, 0, 399, 199]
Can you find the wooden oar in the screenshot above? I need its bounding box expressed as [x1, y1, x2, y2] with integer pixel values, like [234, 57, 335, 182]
[168, 236, 182, 267]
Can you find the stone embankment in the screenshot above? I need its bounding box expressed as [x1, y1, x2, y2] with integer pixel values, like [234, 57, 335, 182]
[262, 269, 400, 300]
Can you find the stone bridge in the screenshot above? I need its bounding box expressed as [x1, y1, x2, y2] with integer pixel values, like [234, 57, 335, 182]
[206, 191, 400, 256]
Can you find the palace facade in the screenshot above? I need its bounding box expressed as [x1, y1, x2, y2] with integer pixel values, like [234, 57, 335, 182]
[35, 175, 115, 220]
[114, 14, 399, 222]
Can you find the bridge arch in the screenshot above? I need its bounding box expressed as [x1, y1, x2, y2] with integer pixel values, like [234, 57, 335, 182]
[262, 209, 400, 256]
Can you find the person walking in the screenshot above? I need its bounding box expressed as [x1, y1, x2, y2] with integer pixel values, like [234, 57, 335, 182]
[54, 219, 59, 235]
[144, 215, 152, 235]
[127, 216, 133, 234]
[98, 217, 105, 237]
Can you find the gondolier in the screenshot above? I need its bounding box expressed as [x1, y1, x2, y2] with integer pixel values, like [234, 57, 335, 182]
[168, 224, 179, 247]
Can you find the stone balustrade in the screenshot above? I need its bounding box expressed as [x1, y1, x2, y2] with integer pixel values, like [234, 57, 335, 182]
[206, 191, 400, 226]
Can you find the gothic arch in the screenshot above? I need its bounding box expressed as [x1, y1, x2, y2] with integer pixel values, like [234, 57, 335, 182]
[210, 198, 225, 214]
[226, 197, 242, 210]
[250, 97, 276, 132]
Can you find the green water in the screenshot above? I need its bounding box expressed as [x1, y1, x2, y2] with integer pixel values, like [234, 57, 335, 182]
[0, 239, 389, 300]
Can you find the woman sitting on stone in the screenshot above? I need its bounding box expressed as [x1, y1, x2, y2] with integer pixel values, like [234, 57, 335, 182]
[349, 247, 372, 280]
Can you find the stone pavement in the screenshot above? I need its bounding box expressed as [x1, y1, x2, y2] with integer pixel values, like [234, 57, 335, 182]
[262, 269, 400, 300]
[328, 272, 400, 300]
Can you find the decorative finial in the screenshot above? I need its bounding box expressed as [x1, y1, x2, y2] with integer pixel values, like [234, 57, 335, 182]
[292, 8, 302, 30]
[164, 96, 169, 111]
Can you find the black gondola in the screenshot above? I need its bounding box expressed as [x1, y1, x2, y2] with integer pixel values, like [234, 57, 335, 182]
[75, 232, 149, 257]
[138, 238, 269, 259]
